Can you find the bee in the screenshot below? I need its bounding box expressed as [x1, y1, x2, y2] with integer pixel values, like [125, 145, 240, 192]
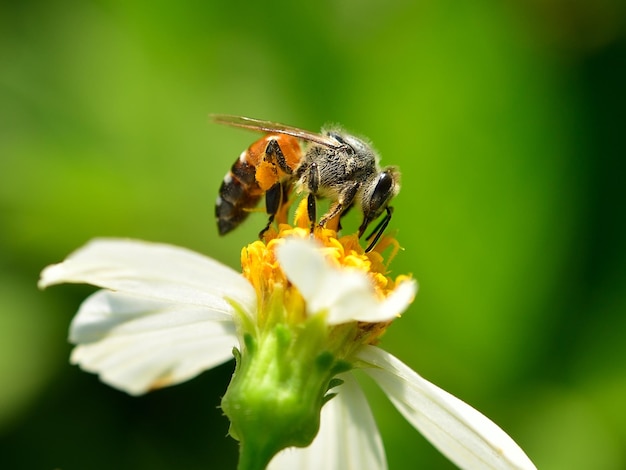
[213, 115, 400, 252]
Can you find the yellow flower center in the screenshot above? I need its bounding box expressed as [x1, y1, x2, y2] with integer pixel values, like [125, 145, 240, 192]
[240, 199, 409, 346]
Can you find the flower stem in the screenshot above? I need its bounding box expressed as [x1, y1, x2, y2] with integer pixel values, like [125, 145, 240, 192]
[236, 441, 273, 470]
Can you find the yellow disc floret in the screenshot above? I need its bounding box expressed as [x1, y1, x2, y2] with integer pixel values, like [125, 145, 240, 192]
[240, 198, 410, 345]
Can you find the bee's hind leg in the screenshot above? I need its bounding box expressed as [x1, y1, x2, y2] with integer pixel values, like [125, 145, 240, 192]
[265, 139, 293, 175]
[258, 182, 283, 238]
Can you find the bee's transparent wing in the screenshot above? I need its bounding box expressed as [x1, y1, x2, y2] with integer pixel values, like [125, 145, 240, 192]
[211, 114, 342, 148]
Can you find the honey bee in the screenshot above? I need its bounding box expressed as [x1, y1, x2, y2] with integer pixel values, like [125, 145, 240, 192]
[213, 115, 400, 252]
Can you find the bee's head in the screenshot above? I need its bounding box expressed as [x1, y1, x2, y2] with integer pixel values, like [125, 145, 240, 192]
[358, 166, 401, 237]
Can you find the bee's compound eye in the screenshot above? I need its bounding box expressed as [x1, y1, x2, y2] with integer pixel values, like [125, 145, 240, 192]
[369, 171, 395, 211]
[376, 171, 394, 193]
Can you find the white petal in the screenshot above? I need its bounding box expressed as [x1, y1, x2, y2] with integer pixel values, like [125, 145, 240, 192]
[357, 346, 536, 470]
[39, 238, 256, 316]
[268, 373, 387, 470]
[276, 238, 417, 325]
[70, 290, 238, 395]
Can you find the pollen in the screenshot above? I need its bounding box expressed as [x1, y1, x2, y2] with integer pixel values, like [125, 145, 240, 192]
[255, 160, 279, 191]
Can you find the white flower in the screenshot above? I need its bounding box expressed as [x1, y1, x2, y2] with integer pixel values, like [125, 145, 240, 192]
[40, 236, 536, 470]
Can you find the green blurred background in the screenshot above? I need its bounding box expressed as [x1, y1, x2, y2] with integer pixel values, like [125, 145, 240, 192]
[1, 1, 625, 468]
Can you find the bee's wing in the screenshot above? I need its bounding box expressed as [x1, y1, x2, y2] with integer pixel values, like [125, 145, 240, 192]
[211, 114, 342, 148]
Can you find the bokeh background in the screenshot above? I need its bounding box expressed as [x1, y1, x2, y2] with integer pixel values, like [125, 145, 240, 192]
[1, 1, 625, 469]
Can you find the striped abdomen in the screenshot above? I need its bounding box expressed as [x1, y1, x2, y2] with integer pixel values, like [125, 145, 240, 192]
[215, 134, 302, 235]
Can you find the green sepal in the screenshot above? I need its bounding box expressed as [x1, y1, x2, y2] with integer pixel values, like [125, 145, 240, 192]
[221, 297, 356, 470]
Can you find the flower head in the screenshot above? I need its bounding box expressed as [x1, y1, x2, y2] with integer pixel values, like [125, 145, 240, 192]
[40, 209, 536, 470]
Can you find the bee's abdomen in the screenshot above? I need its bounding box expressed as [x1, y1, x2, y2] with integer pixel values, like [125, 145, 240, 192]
[216, 154, 263, 235]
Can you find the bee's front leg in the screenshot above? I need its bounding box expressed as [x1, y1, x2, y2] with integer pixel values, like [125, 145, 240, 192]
[362, 206, 394, 253]
[318, 181, 359, 230]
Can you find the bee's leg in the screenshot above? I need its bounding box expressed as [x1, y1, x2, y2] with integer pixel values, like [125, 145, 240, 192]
[319, 182, 359, 228]
[274, 180, 291, 225]
[306, 162, 320, 233]
[265, 139, 293, 175]
[337, 203, 354, 231]
[259, 182, 283, 238]
[364, 206, 394, 253]
[306, 194, 317, 234]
